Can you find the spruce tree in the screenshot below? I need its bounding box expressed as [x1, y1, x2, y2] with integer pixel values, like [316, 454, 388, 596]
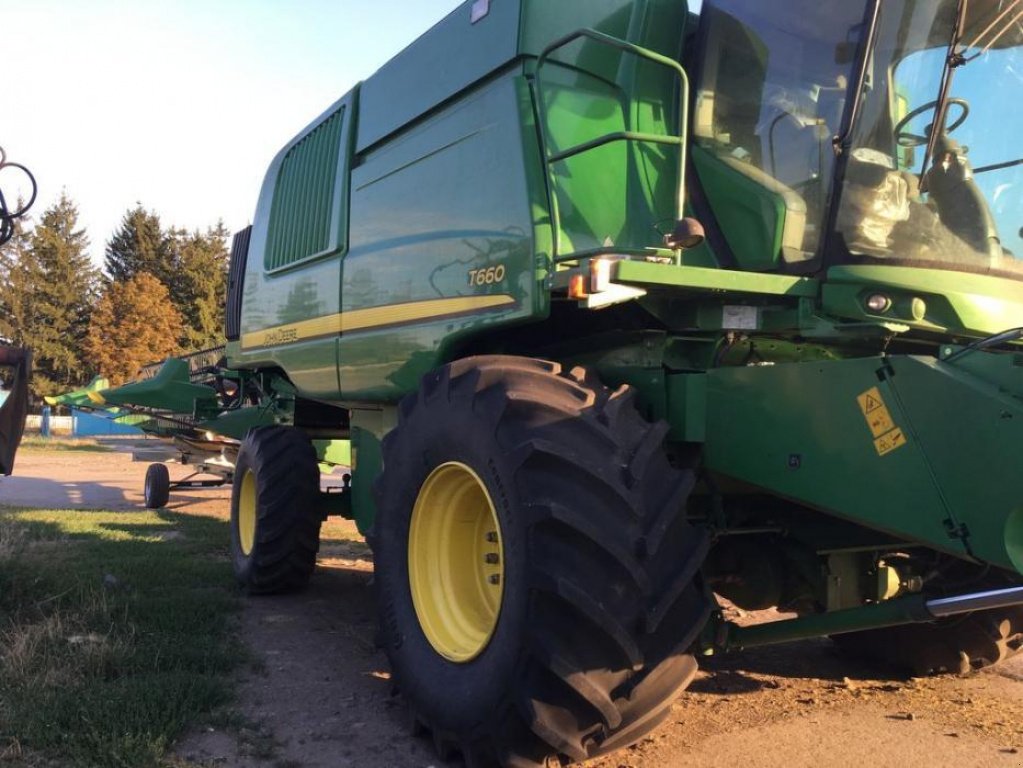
[104, 204, 174, 285]
[167, 222, 230, 351]
[22, 193, 97, 396]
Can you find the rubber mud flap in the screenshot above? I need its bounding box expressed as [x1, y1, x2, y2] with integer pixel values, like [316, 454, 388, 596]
[0, 347, 31, 476]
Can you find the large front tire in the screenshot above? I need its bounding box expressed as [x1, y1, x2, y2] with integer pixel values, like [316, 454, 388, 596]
[230, 426, 322, 594]
[373, 356, 712, 767]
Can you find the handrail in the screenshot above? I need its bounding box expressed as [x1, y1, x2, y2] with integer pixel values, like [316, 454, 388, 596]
[534, 28, 691, 263]
[547, 131, 684, 165]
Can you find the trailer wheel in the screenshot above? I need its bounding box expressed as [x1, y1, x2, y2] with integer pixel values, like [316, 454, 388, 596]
[372, 356, 712, 767]
[144, 463, 170, 509]
[230, 426, 321, 594]
[833, 605, 1023, 676]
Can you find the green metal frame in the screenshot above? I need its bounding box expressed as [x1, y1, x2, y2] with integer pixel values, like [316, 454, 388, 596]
[534, 28, 691, 263]
[720, 594, 935, 651]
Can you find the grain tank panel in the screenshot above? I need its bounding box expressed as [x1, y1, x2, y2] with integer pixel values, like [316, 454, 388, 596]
[339, 73, 543, 401]
[230, 0, 694, 403]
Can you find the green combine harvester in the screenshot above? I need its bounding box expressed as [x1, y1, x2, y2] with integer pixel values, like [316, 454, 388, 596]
[68, 0, 1023, 764]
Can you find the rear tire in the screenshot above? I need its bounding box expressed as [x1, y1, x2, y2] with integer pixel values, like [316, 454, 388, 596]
[144, 463, 170, 509]
[372, 356, 712, 766]
[230, 426, 322, 594]
[833, 606, 1023, 676]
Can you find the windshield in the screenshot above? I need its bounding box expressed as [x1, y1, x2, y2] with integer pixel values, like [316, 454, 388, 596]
[692, 0, 867, 265]
[836, 0, 1023, 278]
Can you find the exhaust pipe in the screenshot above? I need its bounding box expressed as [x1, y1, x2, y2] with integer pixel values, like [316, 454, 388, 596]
[926, 585, 1023, 618]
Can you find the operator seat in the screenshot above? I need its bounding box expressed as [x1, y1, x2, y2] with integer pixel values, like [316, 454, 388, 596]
[925, 137, 1002, 259]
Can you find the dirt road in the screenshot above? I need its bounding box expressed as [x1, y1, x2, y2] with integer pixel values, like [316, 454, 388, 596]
[3, 446, 1022, 768]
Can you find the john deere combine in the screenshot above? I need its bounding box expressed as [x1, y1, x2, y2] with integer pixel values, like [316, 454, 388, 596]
[83, 0, 1023, 764]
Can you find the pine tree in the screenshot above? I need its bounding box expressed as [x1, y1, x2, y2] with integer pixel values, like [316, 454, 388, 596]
[167, 222, 230, 351]
[104, 204, 174, 285]
[21, 193, 97, 397]
[84, 273, 182, 385]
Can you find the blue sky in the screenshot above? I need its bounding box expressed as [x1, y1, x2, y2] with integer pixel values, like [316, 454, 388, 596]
[2, 0, 463, 266]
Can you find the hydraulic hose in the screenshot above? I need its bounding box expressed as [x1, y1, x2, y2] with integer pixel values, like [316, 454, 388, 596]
[0, 146, 38, 248]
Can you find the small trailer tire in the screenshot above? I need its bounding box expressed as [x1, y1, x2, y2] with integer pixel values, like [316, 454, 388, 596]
[144, 463, 171, 509]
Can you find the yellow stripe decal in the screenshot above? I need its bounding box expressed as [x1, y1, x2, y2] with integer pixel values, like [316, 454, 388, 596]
[241, 294, 517, 350]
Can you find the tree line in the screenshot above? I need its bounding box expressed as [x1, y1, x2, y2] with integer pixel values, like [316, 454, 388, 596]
[0, 192, 230, 398]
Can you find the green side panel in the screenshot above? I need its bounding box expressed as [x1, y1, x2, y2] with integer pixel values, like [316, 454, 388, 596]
[946, 347, 1023, 401]
[703, 356, 1023, 573]
[529, 0, 689, 257]
[356, 0, 523, 152]
[690, 144, 788, 271]
[338, 73, 542, 402]
[350, 427, 380, 536]
[518, 0, 686, 59]
[668, 372, 706, 442]
[265, 107, 346, 271]
[704, 359, 965, 558]
[349, 409, 395, 536]
[231, 90, 358, 400]
[823, 266, 1023, 336]
[884, 356, 1023, 574]
[542, 78, 629, 254]
[539, 64, 681, 256]
[356, 0, 692, 155]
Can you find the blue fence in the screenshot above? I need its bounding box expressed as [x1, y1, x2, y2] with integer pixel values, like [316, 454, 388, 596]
[71, 408, 144, 437]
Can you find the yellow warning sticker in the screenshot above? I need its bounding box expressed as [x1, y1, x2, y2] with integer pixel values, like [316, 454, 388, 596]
[857, 386, 908, 456]
[874, 428, 907, 456]
[858, 388, 884, 414]
[857, 387, 896, 438]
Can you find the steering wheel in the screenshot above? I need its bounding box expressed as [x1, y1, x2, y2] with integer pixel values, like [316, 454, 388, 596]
[895, 97, 970, 147]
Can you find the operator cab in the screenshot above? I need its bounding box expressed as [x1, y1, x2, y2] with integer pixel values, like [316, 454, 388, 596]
[691, 0, 1023, 279]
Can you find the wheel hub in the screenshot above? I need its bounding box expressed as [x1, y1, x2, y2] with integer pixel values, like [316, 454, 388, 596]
[238, 469, 257, 556]
[408, 462, 504, 663]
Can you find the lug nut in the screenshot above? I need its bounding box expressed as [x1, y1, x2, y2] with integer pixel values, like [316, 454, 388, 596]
[489, 574, 501, 585]
[485, 553, 500, 565]
[485, 531, 498, 543]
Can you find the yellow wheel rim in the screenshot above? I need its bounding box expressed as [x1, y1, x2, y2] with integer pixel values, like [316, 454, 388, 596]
[238, 469, 257, 556]
[408, 462, 505, 663]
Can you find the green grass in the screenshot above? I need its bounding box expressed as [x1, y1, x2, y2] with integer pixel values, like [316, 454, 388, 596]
[18, 436, 115, 453]
[0, 505, 242, 767]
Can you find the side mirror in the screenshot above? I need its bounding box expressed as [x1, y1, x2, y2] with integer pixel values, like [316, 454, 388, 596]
[664, 218, 706, 250]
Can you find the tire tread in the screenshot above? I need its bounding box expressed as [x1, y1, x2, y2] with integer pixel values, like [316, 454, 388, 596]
[231, 426, 321, 595]
[373, 355, 712, 766]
